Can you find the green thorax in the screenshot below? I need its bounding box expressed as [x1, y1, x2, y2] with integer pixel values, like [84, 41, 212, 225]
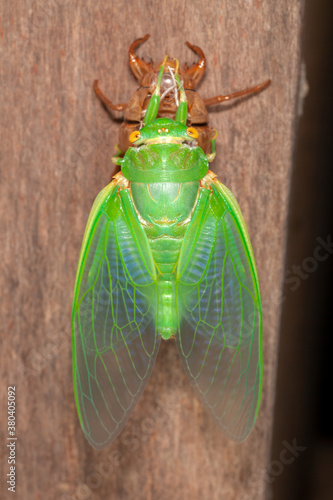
[131, 181, 199, 235]
[130, 181, 200, 276]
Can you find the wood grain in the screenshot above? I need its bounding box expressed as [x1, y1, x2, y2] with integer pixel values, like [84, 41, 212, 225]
[0, 1, 303, 499]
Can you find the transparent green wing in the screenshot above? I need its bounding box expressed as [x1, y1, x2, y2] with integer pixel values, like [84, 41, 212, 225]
[72, 178, 160, 449]
[176, 177, 262, 441]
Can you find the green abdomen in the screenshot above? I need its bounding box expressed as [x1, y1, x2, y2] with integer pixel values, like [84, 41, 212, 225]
[130, 181, 199, 338]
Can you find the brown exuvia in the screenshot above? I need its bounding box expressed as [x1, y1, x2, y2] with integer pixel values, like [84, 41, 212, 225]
[94, 34, 270, 157]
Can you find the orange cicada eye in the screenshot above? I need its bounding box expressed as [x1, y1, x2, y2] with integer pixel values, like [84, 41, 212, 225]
[129, 131, 141, 143]
[186, 127, 199, 139]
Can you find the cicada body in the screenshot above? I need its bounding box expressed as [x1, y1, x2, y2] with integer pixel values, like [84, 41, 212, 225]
[94, 34, 270, 158]
[72, 57, 263, 450]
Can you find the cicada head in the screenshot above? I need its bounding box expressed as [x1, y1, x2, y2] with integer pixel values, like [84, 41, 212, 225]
[128, 118, 199, 147]
[121, 118, 208, 183]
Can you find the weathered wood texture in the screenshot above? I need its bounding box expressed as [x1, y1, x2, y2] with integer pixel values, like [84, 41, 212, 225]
[0, 1, 303, 499]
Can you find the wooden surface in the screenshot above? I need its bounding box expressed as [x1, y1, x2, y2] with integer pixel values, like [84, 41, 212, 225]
[0, 1, 303, 499]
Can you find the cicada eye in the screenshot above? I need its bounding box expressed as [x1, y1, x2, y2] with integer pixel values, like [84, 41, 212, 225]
[129, 131, 141, 143]
[186, 127, 199, 139]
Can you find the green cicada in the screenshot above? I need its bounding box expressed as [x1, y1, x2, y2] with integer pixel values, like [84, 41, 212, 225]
[72, 57, 263, 449]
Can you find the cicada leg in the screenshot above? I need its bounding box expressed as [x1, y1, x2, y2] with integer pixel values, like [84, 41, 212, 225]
[174, 59, 188, 125]
[206, 129, 218, 163]
[184, 41, 206, 86]
[94, 80, 127, 112]
[203, 79, 271, 107]
[143, 55, 169, 124]
[112, 144, 123, 165]
[128, 34, 151, 82]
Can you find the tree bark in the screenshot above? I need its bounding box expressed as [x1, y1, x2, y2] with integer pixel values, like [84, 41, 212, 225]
[0, 1, 304, 499]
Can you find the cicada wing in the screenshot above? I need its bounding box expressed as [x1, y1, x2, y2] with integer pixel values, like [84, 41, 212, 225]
[176, 179, 262, 441]
[72, 179, 160, 449]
